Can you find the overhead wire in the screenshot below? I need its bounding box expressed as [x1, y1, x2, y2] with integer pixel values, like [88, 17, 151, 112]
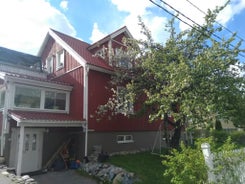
[149, 0, 245, 59]
[185, 0, 245, 42]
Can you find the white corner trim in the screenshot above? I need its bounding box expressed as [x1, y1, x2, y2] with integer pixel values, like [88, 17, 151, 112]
[48, 29, 86, 68]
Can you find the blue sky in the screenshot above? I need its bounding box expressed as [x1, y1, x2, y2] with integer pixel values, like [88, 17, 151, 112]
[0, 0, 245, 62]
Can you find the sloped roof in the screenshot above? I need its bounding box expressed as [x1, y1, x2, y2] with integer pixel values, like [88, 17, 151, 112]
[88, 26, 133, 50]
[50, 29, 113, 71]
[9, 110, 85, 127]
[39, 27, 132, 72]
[0, 46, 41, 68]
[3, 72, 72, 87]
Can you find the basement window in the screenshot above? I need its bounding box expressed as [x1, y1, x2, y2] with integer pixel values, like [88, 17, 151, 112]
[117, 135, 134, 144]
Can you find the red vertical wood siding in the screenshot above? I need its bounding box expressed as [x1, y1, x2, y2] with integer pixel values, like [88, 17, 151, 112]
[88, 70, 160, 132]
[41, 39, 81, 77]
[41, 39, 84, 120]
[54, 67, 84, 120]
[40, 32, 160, 132]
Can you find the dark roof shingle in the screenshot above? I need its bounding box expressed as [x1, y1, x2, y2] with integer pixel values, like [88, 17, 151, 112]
[0, 46, 41, 68]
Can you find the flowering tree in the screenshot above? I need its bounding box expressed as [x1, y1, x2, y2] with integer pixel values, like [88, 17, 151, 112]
[97, 6, 245, 147]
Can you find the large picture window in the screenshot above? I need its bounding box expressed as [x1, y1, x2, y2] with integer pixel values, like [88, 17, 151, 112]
[45, 91, 66, 110]
[14, 86, 41, 108]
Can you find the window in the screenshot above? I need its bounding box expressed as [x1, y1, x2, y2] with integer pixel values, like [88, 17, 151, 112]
[32, 134, 37, 151]
[45, 91, 66, 110]
[25, 134, 30, 151]
[95, 48, 106, 59]
[115, 48, 132, 68]
[14, 86, 41, 108]
[0, 90, 5, 108]
[117, 87, 134, 114]
[56, 49, 65, 70]
[117, 135, 134, 144]
[46, 56, 54, 73]
[14, 85, 68, 111]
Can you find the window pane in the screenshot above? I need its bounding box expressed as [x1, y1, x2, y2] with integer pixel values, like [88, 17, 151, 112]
[56, 50, 64, 69]
[117, 135, 124, 142]
[56, 93, 66, 110]
[46, 57, 54, 73]
[125, 135, 132, 141]
[45, 91, 66, 110]
[32, 134, 37, 151]
[45, 91, 55, 109]
[0, 91, 5, 108]
[25, 134, 30, 151]
[14, 86, 41, 108]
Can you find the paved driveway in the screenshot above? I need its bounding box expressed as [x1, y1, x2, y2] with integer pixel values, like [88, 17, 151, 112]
[33, 170, 98, 184]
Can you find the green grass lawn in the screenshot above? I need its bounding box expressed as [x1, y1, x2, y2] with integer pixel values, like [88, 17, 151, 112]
[107, 151, 171, 184]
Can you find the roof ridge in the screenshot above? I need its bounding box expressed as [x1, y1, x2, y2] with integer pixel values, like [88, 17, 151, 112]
[49, 28, 90, 46]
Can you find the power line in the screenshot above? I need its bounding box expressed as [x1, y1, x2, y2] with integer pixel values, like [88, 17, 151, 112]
[185, 0, 245, 42]
[149, 0, 245, 58]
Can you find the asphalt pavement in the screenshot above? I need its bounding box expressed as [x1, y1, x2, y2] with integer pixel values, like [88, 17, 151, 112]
[32, 169, 98, 184]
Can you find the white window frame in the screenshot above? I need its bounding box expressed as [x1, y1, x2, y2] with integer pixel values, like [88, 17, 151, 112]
[14, 85, 41, 109]
[115, 48, 132, 69]
[46, 56, 54, 73]
[95, 47, 106, 59]
[0, 90, 5, 109]
[44, 91, 67, 110]
[13, 84, 69, 112]
[117, 135, 134, 144]
[117, 86, 134, 114]
[56, 49, 65, 70]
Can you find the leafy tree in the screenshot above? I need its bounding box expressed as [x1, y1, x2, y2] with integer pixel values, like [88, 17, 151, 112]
[97, 5, 245, 147]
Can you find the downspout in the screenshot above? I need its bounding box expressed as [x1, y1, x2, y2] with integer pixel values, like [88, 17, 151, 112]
[83, 65, 89, 157]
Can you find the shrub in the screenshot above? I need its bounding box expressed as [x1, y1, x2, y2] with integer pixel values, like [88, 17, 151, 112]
[213, 137, 245, 184]
[162, 138, 210, 184]
[162, 136, 245, 184]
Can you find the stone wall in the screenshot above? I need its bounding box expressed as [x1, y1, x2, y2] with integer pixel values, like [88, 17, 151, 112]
[80, 162, 135, 184]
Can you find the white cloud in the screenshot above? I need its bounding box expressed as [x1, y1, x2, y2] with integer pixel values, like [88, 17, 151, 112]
[93, 0, 245, 44]
[89, 23, 107, 43]
[109, 0, 168, 43]
[60, 0, 68, 11]
[163, 0, 245, 31]
[0, 0, 76, 55]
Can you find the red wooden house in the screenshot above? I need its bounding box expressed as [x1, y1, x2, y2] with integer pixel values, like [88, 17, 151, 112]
[0, 27, 160, 175]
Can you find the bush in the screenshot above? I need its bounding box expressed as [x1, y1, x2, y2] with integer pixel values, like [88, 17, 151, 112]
[162, 136, 245, 184]
[162, 138, 211, 184]
[213, 137, 245, 184]
[211, 130, 245, 148]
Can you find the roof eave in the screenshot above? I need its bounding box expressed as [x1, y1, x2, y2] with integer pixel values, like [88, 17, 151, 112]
[17, 120, 86, 127]
[37, 32, 50, 57]
[88, 26, 133, 50]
